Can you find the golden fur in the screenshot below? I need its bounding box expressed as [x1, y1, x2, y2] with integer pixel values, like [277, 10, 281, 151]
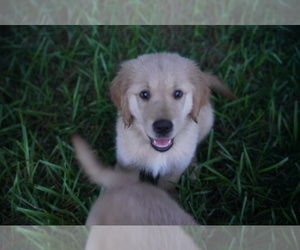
[72, 135, 198, 225]
[86, 226, 200, 250]
[110, 52, 234, 191]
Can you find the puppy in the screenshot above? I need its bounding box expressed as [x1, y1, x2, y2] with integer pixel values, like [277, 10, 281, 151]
[72, 135, 198, 225]
[110, 52, 235, 191]
[85, 226, 201, 250]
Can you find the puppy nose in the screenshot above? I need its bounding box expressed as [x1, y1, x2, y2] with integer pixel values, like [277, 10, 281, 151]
[153, 119, 173, 136]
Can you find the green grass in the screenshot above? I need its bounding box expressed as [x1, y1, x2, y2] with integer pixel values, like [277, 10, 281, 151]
[0, 226, 88, 249]
[1, 26, 299, 225]
[1, 0, 299, 25]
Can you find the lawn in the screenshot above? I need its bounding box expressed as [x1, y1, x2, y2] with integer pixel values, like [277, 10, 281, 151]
[1, 0, 299, 25]
[0, 26, 299, 225]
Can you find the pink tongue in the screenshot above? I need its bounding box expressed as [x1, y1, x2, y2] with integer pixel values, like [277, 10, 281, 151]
[153, 139, 171, 148]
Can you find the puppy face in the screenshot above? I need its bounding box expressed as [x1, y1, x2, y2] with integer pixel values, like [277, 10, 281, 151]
[110, 53, 210, 152]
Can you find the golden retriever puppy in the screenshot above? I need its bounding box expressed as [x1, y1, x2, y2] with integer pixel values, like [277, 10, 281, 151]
[86, 226, 200, 250]
[110, 52, 235, 191]
[72, 135, 198, 225]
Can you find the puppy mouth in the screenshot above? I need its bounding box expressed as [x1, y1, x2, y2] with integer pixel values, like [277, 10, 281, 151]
[149, 137, 174, 152]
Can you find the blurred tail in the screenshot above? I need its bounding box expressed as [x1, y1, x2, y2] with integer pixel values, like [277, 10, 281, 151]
[72, 135, 134, 189]
[204, 72, 236, 100]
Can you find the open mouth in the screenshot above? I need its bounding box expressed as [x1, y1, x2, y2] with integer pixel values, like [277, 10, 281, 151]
[149, 137, 174, 152]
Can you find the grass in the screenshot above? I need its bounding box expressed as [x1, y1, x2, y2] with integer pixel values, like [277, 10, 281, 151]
[0, 226, 88, 249]
[1, 0, 299, 25]
[0, 26, 299, 225]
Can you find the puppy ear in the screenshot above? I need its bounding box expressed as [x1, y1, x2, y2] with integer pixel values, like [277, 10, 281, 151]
[190, 71, 211, 123]
[110, 66, 133, 127]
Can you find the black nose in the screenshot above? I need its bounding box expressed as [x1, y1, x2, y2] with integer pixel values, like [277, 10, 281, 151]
[153, 119, 173, 136]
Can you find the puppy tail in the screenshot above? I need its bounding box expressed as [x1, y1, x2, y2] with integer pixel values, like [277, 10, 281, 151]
[71, 135, 131, 189]
[204, 72, 236, 100]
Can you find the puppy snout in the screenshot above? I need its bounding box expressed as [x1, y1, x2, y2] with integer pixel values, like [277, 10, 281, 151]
[153, 119, 173, 137]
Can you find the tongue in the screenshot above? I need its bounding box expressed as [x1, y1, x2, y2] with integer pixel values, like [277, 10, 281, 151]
[153, 139, 172, 148]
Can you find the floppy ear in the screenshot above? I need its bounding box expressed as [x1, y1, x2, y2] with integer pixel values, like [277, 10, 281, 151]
[110, 66, 133, 128]
[190, 71, 211, 123]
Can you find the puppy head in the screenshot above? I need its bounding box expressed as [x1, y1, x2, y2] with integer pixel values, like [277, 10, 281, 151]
[110, 53, 211, 124]
[110, 53, 212, 152]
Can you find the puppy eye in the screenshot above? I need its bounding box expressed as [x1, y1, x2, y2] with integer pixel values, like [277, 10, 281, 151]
[173, 90, 183, 99]
[140, 91, 151, 100]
